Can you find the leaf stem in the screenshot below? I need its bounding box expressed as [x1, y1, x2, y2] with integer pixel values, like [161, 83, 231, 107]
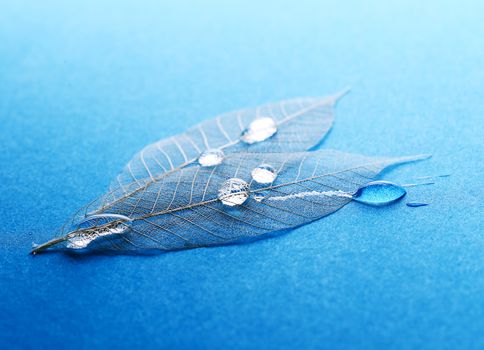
[31, 237, 67, 255]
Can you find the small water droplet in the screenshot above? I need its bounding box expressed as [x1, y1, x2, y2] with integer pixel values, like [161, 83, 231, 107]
[251, 164, 277, 184]
[352, 181, 406, 206]
[406, 202, 429, 207]
[241, 117, 277, 144]
[253, 195, 265, 202]
[198, 148, 224, 166]
[218, 178, 250, 206]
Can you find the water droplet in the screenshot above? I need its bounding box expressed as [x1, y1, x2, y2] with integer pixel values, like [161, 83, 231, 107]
[67, 234, 95, 249]
[406, 202, 429, 207]
[198, 148, 224, 166]
[67, 221, 128, 249]
[253, 195, 265, 202]
[251, 164, 277, 184]
[218, 178, 250, 206]
[352, 181, 406, 206]
[241, 117, 277, 144]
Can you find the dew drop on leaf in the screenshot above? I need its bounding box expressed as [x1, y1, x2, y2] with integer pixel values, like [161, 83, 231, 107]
[67, 223, 127, 249]
[352, 181, 406, 206]
[241, 117, 277, 144]
[218, 178, 250, 206]
[67, 234, 94, 249]
[253, 195, 265, 202]
[251, 164, 277, 184]
[198, 148, 224, 166]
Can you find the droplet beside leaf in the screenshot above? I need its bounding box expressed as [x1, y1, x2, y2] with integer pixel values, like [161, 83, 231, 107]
[352, 181, 407, 206]
[406, 202, 429, 207]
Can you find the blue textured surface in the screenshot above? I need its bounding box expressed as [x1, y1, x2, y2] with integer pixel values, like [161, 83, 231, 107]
[1, 1, 483, 349]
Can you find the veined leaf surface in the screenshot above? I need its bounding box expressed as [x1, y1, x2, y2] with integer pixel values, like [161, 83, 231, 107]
[32, 150, 428, 253]
[100, 92, 348, 211]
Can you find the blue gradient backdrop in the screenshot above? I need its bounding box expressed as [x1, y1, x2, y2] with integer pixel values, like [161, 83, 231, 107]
[1, 1, 483, 349]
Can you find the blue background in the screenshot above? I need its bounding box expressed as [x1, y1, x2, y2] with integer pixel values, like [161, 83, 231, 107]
[1, 1, 483, 349]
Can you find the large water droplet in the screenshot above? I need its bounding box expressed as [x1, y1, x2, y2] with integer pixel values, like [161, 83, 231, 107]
[67, 234, 94, 249]
[241, 117, 277, 144]
[218, 178, 250, 206]
[352, 181, 406, 206]
[198, 148, 224, 166]
[67, 221, 128, 249]
[251, 164, 277, 184]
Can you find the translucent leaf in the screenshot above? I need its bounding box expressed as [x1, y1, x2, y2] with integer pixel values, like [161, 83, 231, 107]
[100, 91, 348, 210]
[32, 150, 428, 254]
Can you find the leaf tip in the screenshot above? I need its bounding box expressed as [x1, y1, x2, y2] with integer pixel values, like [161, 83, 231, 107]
[331, 86, 351, 105]
[391, 153, 432, 166]
[409, 153, 432, 161]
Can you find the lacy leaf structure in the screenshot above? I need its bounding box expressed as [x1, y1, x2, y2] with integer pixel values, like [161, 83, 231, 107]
[31, 91, 428, 254]
[100, 91, 347, 214]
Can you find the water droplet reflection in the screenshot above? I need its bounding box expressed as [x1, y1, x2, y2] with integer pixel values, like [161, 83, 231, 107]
[67, 223, 127, 249]
[218, 178, 250, 206]
[251, 164, 277, 184]
[198, 148, 224, 166]
[67, 234, 94, 249]
[253, 195, 265, 202]
[352, 181, 406, 206]
[241, 117, 277, 144]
